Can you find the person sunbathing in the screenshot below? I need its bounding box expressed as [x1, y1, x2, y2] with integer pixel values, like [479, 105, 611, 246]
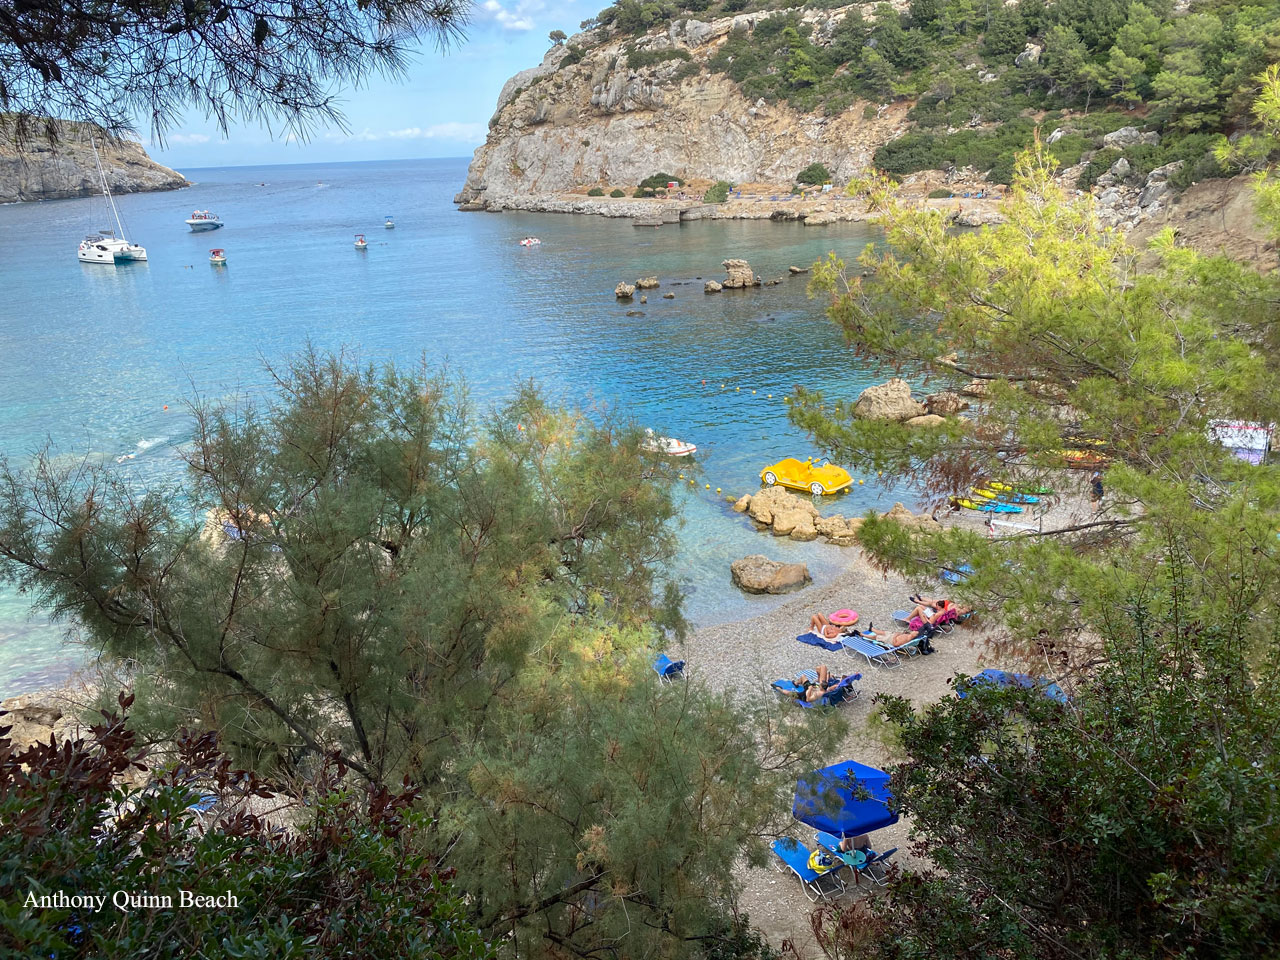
[789, 665, 846, 702]
[856, 623, 935, 655]
[809, 613, 843, 640]
[908, 596, 973, 622]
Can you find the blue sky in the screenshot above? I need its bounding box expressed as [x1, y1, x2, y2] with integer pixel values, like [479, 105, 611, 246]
[148, 0, 596, 169]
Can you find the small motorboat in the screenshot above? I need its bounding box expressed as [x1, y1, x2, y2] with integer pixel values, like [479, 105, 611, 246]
[641, 429, 696, 457]
[186, 210, 223, 232]
[384, 216, 395, 229]
[519, 237, 542, 246]
[354, 234, 368, 249]
[209, 248, 227, 265]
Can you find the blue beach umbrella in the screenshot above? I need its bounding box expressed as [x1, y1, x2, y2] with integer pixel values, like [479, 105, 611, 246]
[792, 760, 898, 836]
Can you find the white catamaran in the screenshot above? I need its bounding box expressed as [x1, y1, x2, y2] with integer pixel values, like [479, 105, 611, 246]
[77, 139, 148, 265]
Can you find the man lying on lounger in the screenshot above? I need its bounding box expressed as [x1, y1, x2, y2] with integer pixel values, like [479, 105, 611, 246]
[785, 665, 850, 702]
[854, 622, 936, 656]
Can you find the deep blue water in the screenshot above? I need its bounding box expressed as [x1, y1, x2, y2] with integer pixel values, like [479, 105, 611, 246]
[0, 156, 907, 695]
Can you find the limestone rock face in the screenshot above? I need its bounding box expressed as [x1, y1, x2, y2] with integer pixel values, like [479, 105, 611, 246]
[635, 276, 660, 289]
[722, 258, 758, 289]
[730, 555, 811, 595]
[0, 121, 188, 202]
[615, 282, 636, 298]
[1102, 126, 1160, 149]
[1015, 43, 1042, 67]
[456, 8, 908, 206]
[853, 378, 926, 421]
[925, 391, 968, 415]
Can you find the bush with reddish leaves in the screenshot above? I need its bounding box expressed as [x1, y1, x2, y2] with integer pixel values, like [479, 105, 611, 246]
[0, 694, 491, 960]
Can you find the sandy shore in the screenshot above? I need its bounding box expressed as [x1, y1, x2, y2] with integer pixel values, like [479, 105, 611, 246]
[678, 544, 989, 949]
[677, 477, 1103, 950]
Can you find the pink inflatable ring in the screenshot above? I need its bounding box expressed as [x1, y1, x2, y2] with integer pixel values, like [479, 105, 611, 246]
[829, 609, 858, 626]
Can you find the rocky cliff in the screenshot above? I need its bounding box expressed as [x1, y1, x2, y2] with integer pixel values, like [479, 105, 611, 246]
[0, 122, 188, 203]
[457, 6, 903, 207]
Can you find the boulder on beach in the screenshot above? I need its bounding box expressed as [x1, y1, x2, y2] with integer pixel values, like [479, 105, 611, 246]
[730, 555, 812, 594]
[1, 691, 67, 751]
[704, 280, 722, 293]
[615, 282, 636, 299]
[905, 414, 947, 428]
[815, 514, 864, 545]
[635, 276, 660, 289]
[722, 258, 758, 289]
[881, 502, 940, 530]
[852, 378, 927, 421]
[960, 379, 990, 398]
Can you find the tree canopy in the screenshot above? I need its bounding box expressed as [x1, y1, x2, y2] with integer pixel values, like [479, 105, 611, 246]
[0, 350, 839, 958]
[800, 123, 1280, 666]
[797, 73, 1280, 958]
[0, 0, 469, 139]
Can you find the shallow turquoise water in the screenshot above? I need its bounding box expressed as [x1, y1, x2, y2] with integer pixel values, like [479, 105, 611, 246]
[0, 157, 908, 695]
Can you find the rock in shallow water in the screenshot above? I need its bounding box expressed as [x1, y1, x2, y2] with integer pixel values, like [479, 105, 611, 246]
[730, 555, 812, 594]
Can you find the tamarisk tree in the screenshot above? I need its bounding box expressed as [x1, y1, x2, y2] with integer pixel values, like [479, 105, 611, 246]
[0, 348, 836, 958]
[0, 0, 470, 139]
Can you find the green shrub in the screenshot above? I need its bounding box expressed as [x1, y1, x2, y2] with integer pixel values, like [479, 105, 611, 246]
[561, 44, 584, 67]
[624, 45, 692, 70]
[796, 162, 831, 184]
[928, 187, 953, 198]
[863, 103, 879, 119]
[588, 187, 605, 196]
[1077, 147, 1122, 189]
[633, 186, 656, 198]
[639, 172, 681, 189]
[0, 697, 492, 960]
[703, 180, 733, 203]
[1046, 133, 1090, 168]
[610, 188, 626, 197]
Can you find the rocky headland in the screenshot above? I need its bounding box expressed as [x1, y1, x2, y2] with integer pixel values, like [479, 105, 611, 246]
[0, 121, 188, 203]
[457, 5, 1273, 265]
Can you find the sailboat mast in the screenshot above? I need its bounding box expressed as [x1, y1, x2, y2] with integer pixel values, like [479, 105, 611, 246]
[90, 137, 127, 239]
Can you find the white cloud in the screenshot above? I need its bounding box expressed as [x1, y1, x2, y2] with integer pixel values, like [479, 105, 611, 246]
[324, 122, 487, 144]
[478, 0, 541, 31]
[168, 133, 211, 145]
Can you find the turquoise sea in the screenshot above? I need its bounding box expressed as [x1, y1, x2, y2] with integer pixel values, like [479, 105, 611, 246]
[0, 156, 907, 696]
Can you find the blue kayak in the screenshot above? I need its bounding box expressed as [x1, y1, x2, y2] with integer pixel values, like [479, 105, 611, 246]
[953, 497, 1023, 514]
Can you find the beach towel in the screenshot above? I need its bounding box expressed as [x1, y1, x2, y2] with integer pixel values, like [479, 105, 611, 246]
[796, 631, 843, 652]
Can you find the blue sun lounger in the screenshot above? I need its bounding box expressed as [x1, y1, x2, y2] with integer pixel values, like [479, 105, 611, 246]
[771, 673, 862, 708]
[653, 653, 686, 683]
[840, 635, 901, 668]
[771, 838, 847, 901]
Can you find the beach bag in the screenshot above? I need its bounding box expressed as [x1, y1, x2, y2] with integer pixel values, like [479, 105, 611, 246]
[808, 849, 837, 875]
